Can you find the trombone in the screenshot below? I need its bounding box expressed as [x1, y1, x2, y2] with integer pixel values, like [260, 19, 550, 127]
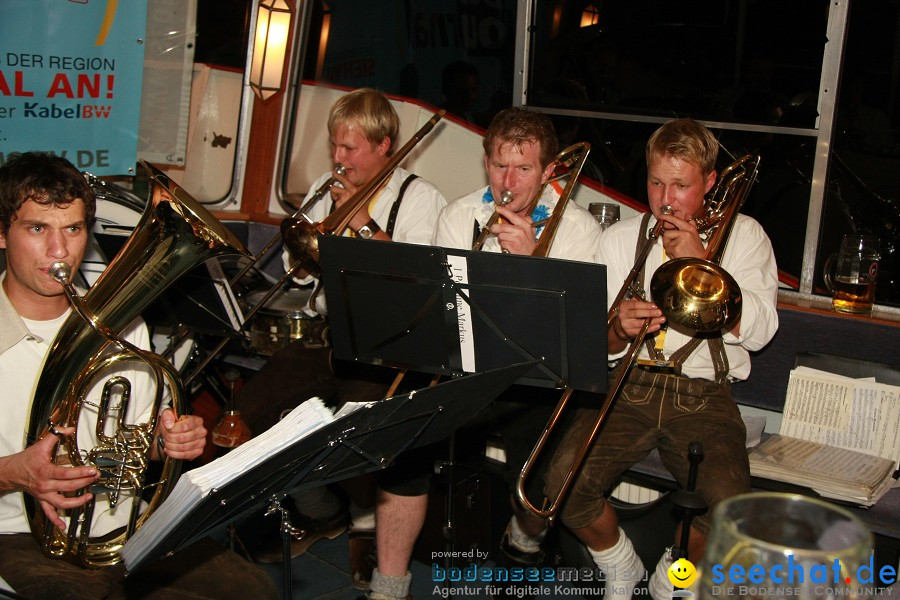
[472, 142, 591, 255]
[189, 112, 445, 384]
[282, 109, 446, 276]
[227, 164, 346, 289]
[515, 154, 760, 520]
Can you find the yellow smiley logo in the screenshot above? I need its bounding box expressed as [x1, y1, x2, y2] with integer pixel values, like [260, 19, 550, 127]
[667, 558, 697, 588]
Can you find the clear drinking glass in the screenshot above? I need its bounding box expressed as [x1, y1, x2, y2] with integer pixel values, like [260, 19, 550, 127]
[588, 202, 620, 231]
[693, 493, 873, 600]
[831, 234, 880, 314]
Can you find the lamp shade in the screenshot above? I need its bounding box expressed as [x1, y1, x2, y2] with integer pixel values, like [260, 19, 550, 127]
[581, 4, 600, 28]
[249, 0, 293, 100]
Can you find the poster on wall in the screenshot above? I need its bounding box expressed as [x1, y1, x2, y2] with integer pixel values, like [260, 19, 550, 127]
[0, 0, 148, 175]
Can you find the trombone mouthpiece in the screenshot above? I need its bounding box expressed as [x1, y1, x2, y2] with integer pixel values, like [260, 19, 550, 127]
[660, 205, 674, 216]
[49, 262, 72, 284]
[499, 190, 513, 206]
[334, 164, 346, 177]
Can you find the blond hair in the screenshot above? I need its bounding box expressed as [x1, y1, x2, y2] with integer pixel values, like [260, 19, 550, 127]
[328, 88, 400, 156]
[646, 118, 719, 176]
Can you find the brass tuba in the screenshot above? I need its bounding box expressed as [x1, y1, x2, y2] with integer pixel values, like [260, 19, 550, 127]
[516, 154, 760, 520]
[24, 160, 249, 567]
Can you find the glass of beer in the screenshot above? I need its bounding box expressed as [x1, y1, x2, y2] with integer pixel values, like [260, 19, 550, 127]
[831, 234, 880, 314]
[693, 493, 873, 600]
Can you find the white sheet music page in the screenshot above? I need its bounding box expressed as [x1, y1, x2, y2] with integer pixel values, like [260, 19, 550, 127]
[779, 366, 900, 466]
[447, 253, 476, 373]
[122, 397, 335, 570]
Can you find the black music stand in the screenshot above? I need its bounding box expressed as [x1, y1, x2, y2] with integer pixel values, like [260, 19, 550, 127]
[319, 236, 608, 393]
[95, 232, 244, 339]
[319, 236, 608, 572]
[122, 361, 533, 597]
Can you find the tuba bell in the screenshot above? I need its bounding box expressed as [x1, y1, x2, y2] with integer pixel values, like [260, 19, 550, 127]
[23, 160, 249, 567]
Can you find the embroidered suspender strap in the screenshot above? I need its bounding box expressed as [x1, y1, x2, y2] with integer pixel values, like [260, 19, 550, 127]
[668, 335, 730, 383]
[707, 336, 730, 384]
[668, 337, 703, 375]
[385, 174, 418, 238]
[635, 212, 654, 265]
[633, 213, 662, 359]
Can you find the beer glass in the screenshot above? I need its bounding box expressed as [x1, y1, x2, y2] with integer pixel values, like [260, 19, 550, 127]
[831, 234, 880, 314]
[693, 493, 873, 600]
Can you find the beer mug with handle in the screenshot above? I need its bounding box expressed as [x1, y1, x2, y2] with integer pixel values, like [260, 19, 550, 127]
[827, 234, 881, 314]
[692, 493, 873, 600]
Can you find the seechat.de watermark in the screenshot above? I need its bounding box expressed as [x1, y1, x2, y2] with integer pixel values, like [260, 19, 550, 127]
[669, 556, 896, 598]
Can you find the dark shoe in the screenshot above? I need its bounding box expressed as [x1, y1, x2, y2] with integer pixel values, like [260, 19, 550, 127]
[252, 510, 349, 563]
[491, 531, 545, 599]
[349, 529, 377, 589]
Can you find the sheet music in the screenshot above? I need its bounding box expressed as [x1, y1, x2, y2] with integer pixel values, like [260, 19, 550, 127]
[780, 366, 900, 466]
[749, 434, 896, 505]
[122, 397, 335, 568]
[447, 253, 476, 373]
[755, 435, 890, 482]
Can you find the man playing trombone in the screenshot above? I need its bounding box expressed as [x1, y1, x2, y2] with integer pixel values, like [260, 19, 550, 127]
[434, 106, 600, 260]
[233, 87, 446, 590]
[418, 107, 602, 599]
[538, 119, 779, 600]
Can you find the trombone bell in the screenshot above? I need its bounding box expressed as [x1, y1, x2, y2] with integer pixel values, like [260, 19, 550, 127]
[281, 218, 323, 277]
[651, 258, 742, 332]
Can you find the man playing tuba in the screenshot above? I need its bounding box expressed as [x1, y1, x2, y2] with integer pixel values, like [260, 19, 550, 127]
[0, 152, 276, 599]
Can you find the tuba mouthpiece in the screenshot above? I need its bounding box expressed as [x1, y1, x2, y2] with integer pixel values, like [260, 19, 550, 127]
[49, 261, 72, 284]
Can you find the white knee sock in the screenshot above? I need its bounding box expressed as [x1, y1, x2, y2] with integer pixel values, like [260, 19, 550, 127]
[507, 515, 547, 554]
[349, 502, 375, 532]
[649, 548, 676, 600]
[587, 528, 645, 599]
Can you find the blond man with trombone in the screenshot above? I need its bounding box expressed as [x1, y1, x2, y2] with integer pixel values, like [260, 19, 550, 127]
[233, 88, 446, 593]
[537, 119, 778, 600]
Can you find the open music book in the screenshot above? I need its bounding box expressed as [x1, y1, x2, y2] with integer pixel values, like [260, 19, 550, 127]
[121, 397, 341, 569]
[749, 365, 900, 507]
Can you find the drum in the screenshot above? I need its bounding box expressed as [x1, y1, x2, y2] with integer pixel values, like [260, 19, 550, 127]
[79, 175, 145, 287]
[244, 287, 318, 356]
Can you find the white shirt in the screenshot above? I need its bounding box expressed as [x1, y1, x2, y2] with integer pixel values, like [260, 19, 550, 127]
[600, 213, 779, 381]
[433, 185, 602, 264]
[0, 274, 156, 535]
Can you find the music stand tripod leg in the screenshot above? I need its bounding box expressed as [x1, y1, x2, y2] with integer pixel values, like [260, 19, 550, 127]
[669, 442, 706, 589]
[265, 499, 305, 600]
